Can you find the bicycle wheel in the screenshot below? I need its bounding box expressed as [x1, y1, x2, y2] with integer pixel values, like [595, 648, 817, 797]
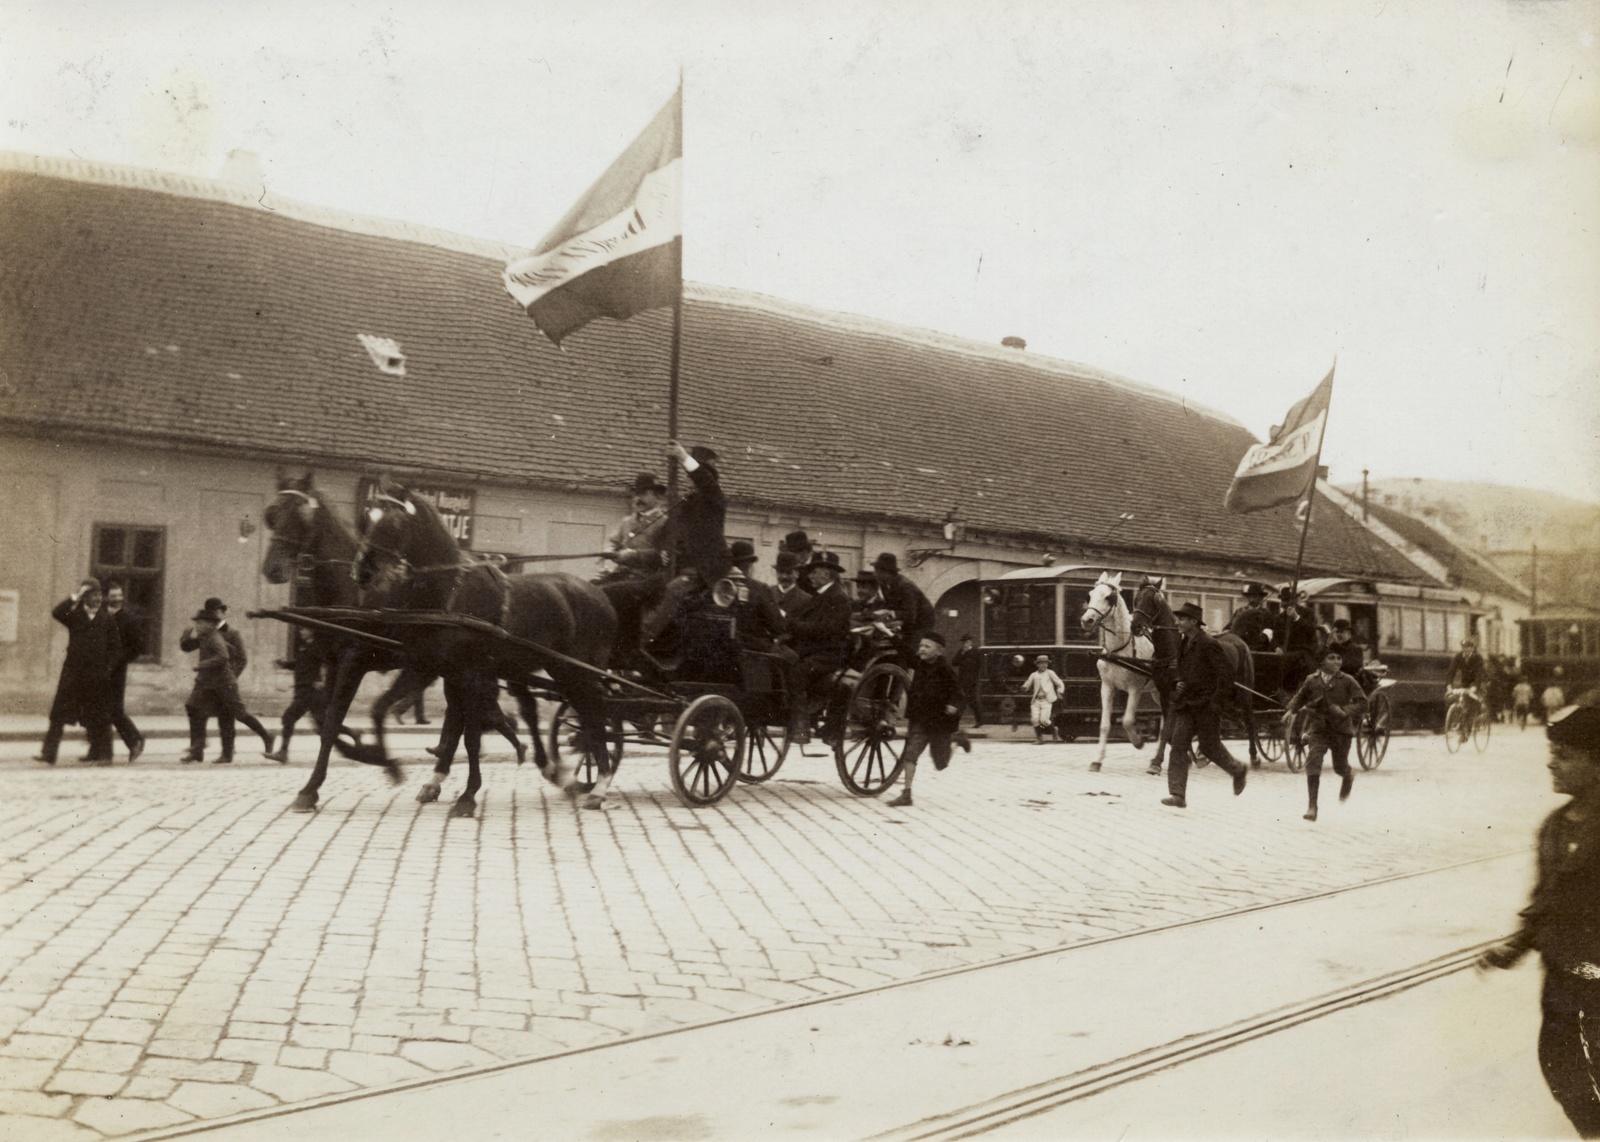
[1443, 703, 1464, 754]
[1473, 710, 1492, 753]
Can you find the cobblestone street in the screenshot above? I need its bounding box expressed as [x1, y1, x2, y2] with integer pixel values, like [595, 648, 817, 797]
[0, 727, 1558, 1139]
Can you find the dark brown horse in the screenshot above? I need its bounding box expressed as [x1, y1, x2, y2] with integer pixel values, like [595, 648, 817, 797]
[262, 472, 426, 804]
[355, 484, 619, 815]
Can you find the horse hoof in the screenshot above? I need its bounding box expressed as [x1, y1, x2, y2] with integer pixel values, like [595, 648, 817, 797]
[1088, 762, 1101, 772]
[580, 793, 607, 811]
[384, 763, 403, 786]
[290, 793, 318, 813]
[416, 782, 441, 804]
[448, 800, 476, 819]
[1129, 730, 1145, 750]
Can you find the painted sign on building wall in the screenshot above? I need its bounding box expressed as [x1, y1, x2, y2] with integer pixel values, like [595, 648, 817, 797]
[356, 478, 476, 548]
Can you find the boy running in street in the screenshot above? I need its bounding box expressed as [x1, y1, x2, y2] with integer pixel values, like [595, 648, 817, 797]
[1285, 647, 1368, 821]
[886, 633, 968, 808]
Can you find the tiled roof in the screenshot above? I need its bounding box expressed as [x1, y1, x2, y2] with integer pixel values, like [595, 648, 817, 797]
[1363, 502, 1531, 601]
[0, 155, 1420, 581]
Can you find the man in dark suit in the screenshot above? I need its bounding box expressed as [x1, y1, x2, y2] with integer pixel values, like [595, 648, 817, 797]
[36, 577, 116, 764]
[783, 551, 853, 742]
[869, 552, 935, 665]
[728, 541, 786, 653]
[1479, 700, 1600, 1137]
[642, 442, 730, 643]
[1162, 602, 1248, 809]
[1225, 583, 1275, 651]
[103, 581, 146, 762]
[952, 634, 983, 728]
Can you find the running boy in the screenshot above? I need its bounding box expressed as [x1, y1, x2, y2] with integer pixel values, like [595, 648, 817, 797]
[1284, 647, 1368, 822]
[1023, 654, 1065, 743]
[886, 633, 967, 808]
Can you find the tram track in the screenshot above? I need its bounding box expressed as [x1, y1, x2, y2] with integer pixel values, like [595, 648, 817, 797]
[864, 938, 1501, 1141]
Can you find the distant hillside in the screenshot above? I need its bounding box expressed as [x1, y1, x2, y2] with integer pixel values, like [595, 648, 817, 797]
[1337, 478, 1600, 611]
[1338, 479, 1600, 554]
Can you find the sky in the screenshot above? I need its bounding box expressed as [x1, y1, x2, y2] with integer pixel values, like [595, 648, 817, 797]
[5, 0, 1599, 501]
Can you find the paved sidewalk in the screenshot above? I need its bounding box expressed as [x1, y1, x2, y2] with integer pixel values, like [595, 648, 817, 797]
[0, 728, 1558, 1139]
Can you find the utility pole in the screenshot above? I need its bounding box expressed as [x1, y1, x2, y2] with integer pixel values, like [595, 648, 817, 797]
[1531, 541, 1539, 615]
[1361, 468, 1369, 522]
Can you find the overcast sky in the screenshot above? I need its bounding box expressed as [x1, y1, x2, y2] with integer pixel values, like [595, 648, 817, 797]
[6, 0, 1598, 502]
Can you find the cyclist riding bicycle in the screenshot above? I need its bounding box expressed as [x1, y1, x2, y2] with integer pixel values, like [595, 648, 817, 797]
[1446, 637, 1487, 720]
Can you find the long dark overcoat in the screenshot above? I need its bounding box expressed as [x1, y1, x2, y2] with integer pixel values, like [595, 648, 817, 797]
[47, 598, 116, 725]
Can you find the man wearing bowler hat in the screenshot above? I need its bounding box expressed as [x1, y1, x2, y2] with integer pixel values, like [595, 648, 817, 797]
[1162, 602, 1247, 809]
[1479, 697, 1600, 1136]
[180, 599, 274, 763]
[782, 551, 853, 742]
[641, 442, 730, 643]
[869, 553, 935, 664]
[727, 541, 786, 653]
[1225, 583, 1275, 651]
[598, 472, 669, 583]
[36, 577, 116, 764]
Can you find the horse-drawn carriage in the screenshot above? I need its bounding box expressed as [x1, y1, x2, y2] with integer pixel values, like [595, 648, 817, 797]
[254, 476, 915, 814]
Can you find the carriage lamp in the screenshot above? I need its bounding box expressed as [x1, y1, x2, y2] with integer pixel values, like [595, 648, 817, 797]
[238, 517, 257, 544]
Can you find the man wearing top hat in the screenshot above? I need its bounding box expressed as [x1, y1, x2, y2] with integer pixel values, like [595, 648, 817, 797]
[783, 551, 854, 742]
[1225, 583, 1276, 652]
[1161, 602, 1248, 809]
[1479, 696, 1600, 1137]
[598, 472, 669, 583]
[36, 577, 117, 765]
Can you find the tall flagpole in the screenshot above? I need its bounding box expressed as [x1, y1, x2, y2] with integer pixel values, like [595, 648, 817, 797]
[664, 70, 685, 576]
[1289, 359, 1335, 596]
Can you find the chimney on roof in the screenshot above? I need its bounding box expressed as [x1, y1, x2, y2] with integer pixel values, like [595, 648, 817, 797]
[221, 149, 265, 197]
[1000, 336, 1027, 350]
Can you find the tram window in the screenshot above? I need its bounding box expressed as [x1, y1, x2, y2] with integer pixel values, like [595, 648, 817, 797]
[1586, 623, 1600, 657]
[1423, 610, 1446, 652]
[1527, 624, 1546, 657]
[983, 583, 1055, 645]
[1379, 606, 1401, 650]
[1400, 607, 1424, 651]
[1445, 612, 1466, 649]
[1169, 591, 1200, 614]
[1204, 596, 1230, 632]
[1062, 586, 1091, 640]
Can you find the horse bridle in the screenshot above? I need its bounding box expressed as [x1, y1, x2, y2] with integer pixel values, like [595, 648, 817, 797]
[1082, 585, 1137, 657]
[266, 489, 331, 578]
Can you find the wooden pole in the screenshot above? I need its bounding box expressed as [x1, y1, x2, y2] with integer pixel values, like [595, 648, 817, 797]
[1289, 363, 1335, 597]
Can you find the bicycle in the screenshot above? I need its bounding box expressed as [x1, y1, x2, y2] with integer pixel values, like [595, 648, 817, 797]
[1443, 688, 1490, 754]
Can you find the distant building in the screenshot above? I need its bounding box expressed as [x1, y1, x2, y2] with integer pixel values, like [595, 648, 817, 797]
[0, 152, 1423, 712]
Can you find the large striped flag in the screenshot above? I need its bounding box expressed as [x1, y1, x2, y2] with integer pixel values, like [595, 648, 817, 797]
[1224, 366, 1334, 514]
[503, 89, 682, 346]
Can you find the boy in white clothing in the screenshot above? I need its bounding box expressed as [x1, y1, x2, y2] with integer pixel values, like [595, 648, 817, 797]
[1024, 654, 1065, 743]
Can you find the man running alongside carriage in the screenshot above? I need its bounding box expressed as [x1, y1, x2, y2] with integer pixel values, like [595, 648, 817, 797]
[1161, 602, 1249, 809]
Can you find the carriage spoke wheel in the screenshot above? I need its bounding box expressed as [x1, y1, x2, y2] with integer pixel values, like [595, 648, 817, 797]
[1284, 708, 1309, 773]
[1256, 711, 1286, 763]
[1358, 691, 1391, 769]
[835, 662, 911, 797]
[1443, 703, 1465, 754]
[737, 722, 787, 784]
[669, 695, 746, 807]
[548, 701, 624, 794]
[1473, 709, 1492, 753]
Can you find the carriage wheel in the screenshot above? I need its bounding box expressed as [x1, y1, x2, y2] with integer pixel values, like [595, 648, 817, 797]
[1256, 712, 1286, 763]
[1284, 708, 1308, 773]
[668, 695, 745, 807]
[737, 722, 788, 784]
[835, 662, 911, 797]
[548, 701, 624, 794]
[1443, 703, 1465, 754]
[1358, 691, 1392, 769]
[1473, 709, 1492, 753]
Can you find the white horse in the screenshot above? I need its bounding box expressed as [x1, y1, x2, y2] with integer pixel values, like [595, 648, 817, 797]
[1080, 572, 1161, 772]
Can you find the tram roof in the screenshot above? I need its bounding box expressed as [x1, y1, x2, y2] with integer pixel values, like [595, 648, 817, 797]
[0, 154, 1423, 582]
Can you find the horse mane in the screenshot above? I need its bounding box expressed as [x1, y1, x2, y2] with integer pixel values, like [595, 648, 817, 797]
[393, 491, 462, 568]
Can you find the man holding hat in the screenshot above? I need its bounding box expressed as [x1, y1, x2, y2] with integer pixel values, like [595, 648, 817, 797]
[1225, 584, 1275, 651]
[36, 577, 117, 764]
[1479, 696, 1600, 1136]
[1162, 602, 1248, 808]
[598, 472, 668, 583]
[1328, 618, 1366, 679]
[783, 551, 853, 742]
[180, 599, 274, 763]
[727, 541, 786, 653]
